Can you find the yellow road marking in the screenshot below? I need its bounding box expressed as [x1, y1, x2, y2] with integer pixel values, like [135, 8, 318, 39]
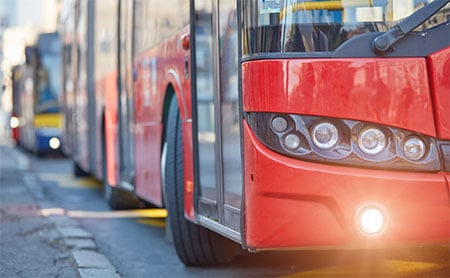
[41, 208, 167, 218]
[282, 259, 447, 277]
[137, 218, 166, 228]
[67, 208, 167, 219]
[39, 173, 101, 189]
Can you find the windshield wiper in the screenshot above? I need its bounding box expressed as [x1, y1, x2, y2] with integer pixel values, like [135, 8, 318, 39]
[372, 0, 450, 55]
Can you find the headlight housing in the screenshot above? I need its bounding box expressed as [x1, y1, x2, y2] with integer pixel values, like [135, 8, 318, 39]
[247, 112, 440, 172]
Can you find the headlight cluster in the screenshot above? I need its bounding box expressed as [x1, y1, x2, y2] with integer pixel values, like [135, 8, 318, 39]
[247, 112, 441, 172]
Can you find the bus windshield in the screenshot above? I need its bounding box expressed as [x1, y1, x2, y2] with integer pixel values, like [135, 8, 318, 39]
[242, 0, 449, 55]
[36, 33, 61, 113]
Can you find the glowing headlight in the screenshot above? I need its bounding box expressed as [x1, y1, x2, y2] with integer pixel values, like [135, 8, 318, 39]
[403, 137, 426, 161]
[283, 133, 301, 150]
[271, 116, 288, 133]
[10, 117, 20, 129]
[49, 137, 61, 150]
[311, 122, 339, 149]
[358, 128, 386, 155]
[356, 203, 388, 237]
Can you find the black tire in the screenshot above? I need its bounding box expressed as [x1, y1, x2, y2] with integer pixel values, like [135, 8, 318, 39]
[165, 97, 239, 266]
[73, 161, 89, 177]
[104, 182, 142, 210]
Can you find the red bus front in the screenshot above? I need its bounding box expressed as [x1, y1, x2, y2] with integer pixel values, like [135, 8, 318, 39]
[240, 0, 450, 249]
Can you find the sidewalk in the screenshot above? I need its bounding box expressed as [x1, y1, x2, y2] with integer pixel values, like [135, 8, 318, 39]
[0, 137, 120, 278]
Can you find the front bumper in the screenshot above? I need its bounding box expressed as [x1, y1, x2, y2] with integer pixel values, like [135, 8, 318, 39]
[35, 128, 61, 152]
[243, 122, 450, 249]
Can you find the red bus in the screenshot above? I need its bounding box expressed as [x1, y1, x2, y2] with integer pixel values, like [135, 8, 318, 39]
[60, 0, 119, 179]
[62, 0, 450, 265]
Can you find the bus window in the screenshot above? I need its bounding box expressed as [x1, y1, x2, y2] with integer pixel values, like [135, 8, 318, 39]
[242, 0, 450, 55]
[36, 33, 61, 113]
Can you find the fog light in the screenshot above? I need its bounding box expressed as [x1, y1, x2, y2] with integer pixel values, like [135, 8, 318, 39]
[356, 204, 387, 236]
[49, 137, 60, 150]
[358, 128, 386, 155]
[10, 117, 20, 129]
[403, 137, 426, 161]
[271, 116, 288, 133]
[311, 122, 339, 149]
[283, 133, 301, 150]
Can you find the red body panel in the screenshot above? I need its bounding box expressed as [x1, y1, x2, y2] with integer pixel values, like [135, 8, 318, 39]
[428, 47, 450, 140]
[243, 58, 436, 136]
[104, 71, 120, 186]
[11, 127, 20, 142]
[243, 123, 449, 248]
[242, 57, 449, 249]
[133, 49, 165, 206]
[106, 28, 193, 209]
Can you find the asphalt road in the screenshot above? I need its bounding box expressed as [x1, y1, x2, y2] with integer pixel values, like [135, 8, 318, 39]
[2, 140, 449, 277]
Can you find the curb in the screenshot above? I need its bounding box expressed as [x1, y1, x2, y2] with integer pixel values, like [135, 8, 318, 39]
[14, 147, 121, 278]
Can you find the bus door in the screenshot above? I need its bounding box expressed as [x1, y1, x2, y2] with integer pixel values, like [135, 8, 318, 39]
[75, 0, 93, 172]
[117, 0, 135, 190]
[191, 0, 242, 238]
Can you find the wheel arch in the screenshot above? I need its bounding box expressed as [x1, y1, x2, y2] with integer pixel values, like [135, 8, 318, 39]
[161, 85, 175, 150]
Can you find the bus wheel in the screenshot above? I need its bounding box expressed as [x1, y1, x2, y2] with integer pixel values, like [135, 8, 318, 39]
[165, 97, 239, 266]
[73, 161, 89, 177]
[103, 180, 141, 210]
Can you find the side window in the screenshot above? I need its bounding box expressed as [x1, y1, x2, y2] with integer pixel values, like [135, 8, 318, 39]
[134, 0, 189, 53]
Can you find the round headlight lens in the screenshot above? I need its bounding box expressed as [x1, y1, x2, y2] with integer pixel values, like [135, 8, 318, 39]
[271, 116, 288, 133]
[49, 137, 61, 150]
[311, 122, 339, 149]
[10, 116, 20, 129]
[283, 133, 301, 150]
[358, 128, 386, 155]
[403, 137, 426, 161]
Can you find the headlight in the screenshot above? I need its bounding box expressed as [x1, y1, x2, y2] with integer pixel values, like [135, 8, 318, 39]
[271, 116, 288, 133]
[49, 137, 61, 150]
[283, 133, 301, 150]
[246, 112, 441, 172]
[10, 116, 20, 129]
[358, 127, 386, 155]
[403, 136, 426, 161]
[311, 122, 339, 150]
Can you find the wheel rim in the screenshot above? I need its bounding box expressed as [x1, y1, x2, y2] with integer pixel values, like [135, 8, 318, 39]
[161, 142, 167, 206]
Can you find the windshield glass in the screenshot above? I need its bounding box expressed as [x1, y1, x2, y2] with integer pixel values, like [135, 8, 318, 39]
[36, 33, 61, 113]
[242, 0, 450, 55]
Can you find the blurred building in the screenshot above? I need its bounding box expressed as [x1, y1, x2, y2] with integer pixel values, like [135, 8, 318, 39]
[0, 0, 60, 137]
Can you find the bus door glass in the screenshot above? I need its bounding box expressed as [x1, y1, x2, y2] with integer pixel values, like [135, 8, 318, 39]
[118, 0, 135, 189]
[60, 4, 76, 155]
[192, 0, 242, 233]
[74, 0, 88, 164]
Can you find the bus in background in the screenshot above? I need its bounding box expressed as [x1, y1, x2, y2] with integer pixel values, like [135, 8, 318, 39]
[59, 0, 119, 180]
[10, 65, 22, 142]
[65, 0, 449, 266]
[10, 32, 62, 155]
